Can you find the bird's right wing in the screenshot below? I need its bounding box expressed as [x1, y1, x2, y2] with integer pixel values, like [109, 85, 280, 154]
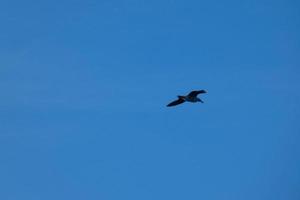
[188, 90, 207, 97]
[167, 98, 185, 107]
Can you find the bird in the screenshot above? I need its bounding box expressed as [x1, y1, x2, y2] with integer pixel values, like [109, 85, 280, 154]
[167, 90, 207, 107]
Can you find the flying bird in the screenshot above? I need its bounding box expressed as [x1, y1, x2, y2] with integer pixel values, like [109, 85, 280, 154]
[167, 90, 207, 107]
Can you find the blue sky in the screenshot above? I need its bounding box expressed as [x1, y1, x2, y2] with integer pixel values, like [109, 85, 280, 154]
[1, 0, 300, 199]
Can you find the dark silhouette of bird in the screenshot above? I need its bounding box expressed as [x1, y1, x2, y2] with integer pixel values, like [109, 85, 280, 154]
[167, 90, 207, 107]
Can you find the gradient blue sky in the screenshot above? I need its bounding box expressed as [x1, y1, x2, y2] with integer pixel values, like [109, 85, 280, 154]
[1, 0, 300, 199]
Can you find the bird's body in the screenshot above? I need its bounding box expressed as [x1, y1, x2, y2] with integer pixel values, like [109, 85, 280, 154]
[167, 90, 206, 107]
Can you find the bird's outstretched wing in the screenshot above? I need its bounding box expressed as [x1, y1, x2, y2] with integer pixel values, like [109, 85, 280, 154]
[188, 90, 207, 97]
[167, 98, 185, 107]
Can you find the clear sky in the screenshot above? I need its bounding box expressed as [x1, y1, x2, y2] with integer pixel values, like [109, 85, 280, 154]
[1, 0, 300, 199]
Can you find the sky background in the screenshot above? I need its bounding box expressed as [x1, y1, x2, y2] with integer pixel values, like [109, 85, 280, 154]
[1, 0, 300, 199]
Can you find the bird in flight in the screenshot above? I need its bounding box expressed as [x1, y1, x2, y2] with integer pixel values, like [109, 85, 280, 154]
[167, 90, 207, 107]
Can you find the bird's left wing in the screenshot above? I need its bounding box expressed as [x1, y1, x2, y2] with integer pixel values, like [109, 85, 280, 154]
[167, 98, 185, 107]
